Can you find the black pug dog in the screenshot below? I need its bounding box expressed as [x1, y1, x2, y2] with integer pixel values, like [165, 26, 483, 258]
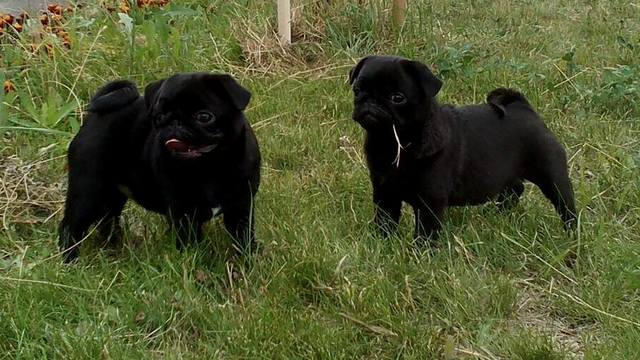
[349, 55, 576, 242]
[59, 73, 260, 262]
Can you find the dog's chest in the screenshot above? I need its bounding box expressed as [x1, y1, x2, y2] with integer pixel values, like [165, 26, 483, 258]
[202, 185, 223, 209]
[374, 162, 421, 191]
[170, 180, 223, 209]
[117, 177, 223, 215]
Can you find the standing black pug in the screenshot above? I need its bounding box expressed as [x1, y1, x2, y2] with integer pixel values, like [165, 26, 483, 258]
[59, 73, 260, 262]
[349, 55, 576, 242]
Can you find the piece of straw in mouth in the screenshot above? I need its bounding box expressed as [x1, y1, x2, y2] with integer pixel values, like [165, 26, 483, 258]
[392, 124, 404, 167]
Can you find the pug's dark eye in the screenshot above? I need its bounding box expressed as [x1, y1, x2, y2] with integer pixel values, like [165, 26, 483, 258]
[390, 93, 406, 104]
[194, 111, 215, 125]
[353, 85, 361, 96]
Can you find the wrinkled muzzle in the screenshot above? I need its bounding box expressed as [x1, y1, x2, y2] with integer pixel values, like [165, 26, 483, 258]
[352, 102, 393, 131]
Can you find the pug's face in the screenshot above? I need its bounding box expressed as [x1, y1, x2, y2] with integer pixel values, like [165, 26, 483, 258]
[349, 56, 442, 132]
[145, 73, 251, 159]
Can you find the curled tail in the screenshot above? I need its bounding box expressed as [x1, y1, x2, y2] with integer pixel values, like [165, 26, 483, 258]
[87, 80, 140, 113]
[486, 88, 532, 117]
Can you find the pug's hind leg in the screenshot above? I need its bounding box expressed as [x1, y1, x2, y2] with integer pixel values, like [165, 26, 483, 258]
[59, 213, 93, 263]
[527, 145, 577, 230]
[496, 180, 525, 211]
[530, 172, 576, 230]
[59, 184, 113, 262]
[97, 192, 127, 248]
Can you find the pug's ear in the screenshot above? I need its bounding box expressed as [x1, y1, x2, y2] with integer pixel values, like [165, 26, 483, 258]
[348, 56, 371, 85]
[402, 60, 443, 98]
[144, 79, 166, 110]
[206, 74, 251, 111]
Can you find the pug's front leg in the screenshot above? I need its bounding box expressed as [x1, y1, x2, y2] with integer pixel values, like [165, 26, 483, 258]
[373, 186, 402, 236]
[169, 211, 207, 250]
[412, 198, 446, 245]
[223, 204, 256, 253]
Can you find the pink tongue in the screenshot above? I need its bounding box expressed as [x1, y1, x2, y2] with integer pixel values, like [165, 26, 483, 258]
[165, 139, 190, 152]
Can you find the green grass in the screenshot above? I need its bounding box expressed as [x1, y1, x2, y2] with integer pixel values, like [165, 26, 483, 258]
[1, 0, 639, 358]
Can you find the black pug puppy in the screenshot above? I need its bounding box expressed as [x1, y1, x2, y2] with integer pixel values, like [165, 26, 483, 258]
[349, 55, 576, 242]
[59, 73, 260, 262]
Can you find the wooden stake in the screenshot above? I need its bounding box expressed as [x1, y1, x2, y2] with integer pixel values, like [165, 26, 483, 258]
[277, 0, 291, 45]
[392, 0, 407, 27]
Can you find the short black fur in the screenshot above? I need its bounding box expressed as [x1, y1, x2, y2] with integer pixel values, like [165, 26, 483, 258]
[350, 56, 576, 242]
[59, 73, 261, 262]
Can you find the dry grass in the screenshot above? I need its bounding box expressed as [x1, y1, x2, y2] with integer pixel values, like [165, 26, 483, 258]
[0, 154, 64, 230]
[233, 20, 308, 73]
[511, 286, 603, 359]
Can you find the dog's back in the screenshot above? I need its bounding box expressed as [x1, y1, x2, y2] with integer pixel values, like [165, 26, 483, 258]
[450, 88, 564, 204]
[485, 88, 532, 117]
[68, 81, 147, 171]
[81, 80, 146, 134]
[458, 88, 547, 136]
[87, 80, 140, 113]
[484, 88, 563, 158]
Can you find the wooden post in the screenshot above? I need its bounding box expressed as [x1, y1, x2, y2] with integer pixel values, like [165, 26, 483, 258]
[392, 0, 407, 27]
[277, 0, 291, 45]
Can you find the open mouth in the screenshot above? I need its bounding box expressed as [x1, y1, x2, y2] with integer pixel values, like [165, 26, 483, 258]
[165, 138, 217, 159]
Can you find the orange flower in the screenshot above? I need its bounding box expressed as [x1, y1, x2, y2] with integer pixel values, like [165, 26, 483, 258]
[105, 0, 169, 12]
[0, 13, 14, 27]
[3, 80, 16, 93]
[119, 1, 131, 13]
[136, 0, 169, 8]
[47, 4, 63, 15]
[12, 22, 23, 32]
[51, 13, 63, 23]
[56, 29, 71, 48]
[40, 14, 50, 27]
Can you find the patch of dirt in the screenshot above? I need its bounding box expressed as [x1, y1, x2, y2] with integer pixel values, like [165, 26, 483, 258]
[509, 286, 602, 359]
